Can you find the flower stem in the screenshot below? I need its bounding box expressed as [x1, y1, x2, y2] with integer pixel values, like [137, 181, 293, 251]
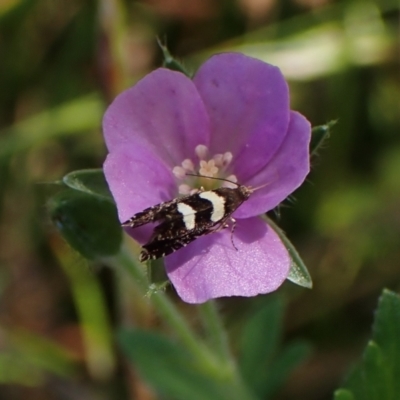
[198, 301, 259, 400]
[111, 243, 258, 400]
[112, 244, 222, 374]
[198, 301, 233, 366]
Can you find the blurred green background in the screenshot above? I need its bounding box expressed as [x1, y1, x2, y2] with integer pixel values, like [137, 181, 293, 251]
[0, 0, 399, 399]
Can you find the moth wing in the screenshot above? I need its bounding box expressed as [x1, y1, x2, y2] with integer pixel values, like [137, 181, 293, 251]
[140, 218, 231, 262]
[140, 233, 198, 261]
[150, 217, 190, 241]
[149, 206, 218, 242]
[121, 194, 192, 228]
[140, 217, 229, 263]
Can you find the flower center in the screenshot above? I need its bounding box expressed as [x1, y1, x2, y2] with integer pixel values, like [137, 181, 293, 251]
[172, 145, 238, 194]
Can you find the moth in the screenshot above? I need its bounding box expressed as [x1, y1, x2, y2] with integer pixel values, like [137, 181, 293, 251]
[122, 177, 259, 262]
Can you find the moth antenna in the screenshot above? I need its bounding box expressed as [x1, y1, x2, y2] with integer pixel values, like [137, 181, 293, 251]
[249, 170, 280, 192]
[251, 182, 272, 191]
[185, 173, 239, 187]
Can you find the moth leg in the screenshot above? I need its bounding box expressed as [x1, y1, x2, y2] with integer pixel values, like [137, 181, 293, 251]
[208, 218, 238, 251]
[210, 221, 229, 233]
[229, 217, 238, 251]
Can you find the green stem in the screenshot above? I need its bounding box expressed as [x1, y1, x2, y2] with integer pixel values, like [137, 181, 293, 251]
[111, 244, 258, 400]
[198, 302, 259, 400]
[112, 244, 222, 374]
[198, 301, 233, 366]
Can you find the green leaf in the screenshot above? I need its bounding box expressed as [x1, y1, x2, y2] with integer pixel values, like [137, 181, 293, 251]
[0, 329, 76, 386]
[265, 216, 312, 289]
[0, 353, 44, 386]
[287, 259, 313, 289]
[363, 342, 390, 398]
[59, 257, 116, 380]
[0, 93, 103, 158]
[343, 342, 389, 400]
[239, 296, 283, 392]
[118, 329, 226, 400]
[310, 120, 336, 156]
[334, 389, 355, 400]
[373, 289, 400, 393]
[261, 340, 312, 398]
[63, 169, 113, 201]
[336, 289, 400, 400]
[157, 38, 191, 77]
[8, 330, 76, 379]
[48, 189, 122, 259]
[239, 297, 311, 399]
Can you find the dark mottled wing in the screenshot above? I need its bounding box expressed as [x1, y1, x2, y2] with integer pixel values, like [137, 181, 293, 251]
[121, 195, 191, 228]
[181, 195, 215, 227]
[140, 233, 198, 261]
[149, 215, 189, 241]
[140, 215, 226, 262]
[125, 187, 252, 262]
[213, 186, 250, 216]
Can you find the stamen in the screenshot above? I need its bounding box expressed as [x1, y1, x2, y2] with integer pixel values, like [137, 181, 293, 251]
[181, 159, 194, 171]
[213, 151, 232, 169]
[222, 174, 238, 188]
[195, 144, 209, 160]
[199, 160, 218, 177]
[213, 154, 224, 167]
[173, 166, 186, 179]
[173, 146, 236, 193]
[222, 152, 233, 167]
[178, 184, 192, 195]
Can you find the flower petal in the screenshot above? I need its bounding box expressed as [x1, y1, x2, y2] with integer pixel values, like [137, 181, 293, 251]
[103, 69, 210, 167]
[165, 217, 290, 303]
[193, 53, 289, 181]
[103, 145, 176, 223]
[234, 111, 311, 219]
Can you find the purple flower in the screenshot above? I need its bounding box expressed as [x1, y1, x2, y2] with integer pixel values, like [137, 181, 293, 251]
[103, 53, 311, 303]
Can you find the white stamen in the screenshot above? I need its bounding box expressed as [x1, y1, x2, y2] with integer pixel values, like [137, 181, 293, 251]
[199, 191, 226, 222]
[179, 184, 192, 194]
[222, 175, 238, 188]
[222, 152, 233, 167]
[213, 154, 224, 167]
[173, 146, 236, 193]
[195, 144, 209, 160]
[199, 160, 218, 177]
[173, 166, 186, 179]
[181, 159, 194, 171]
